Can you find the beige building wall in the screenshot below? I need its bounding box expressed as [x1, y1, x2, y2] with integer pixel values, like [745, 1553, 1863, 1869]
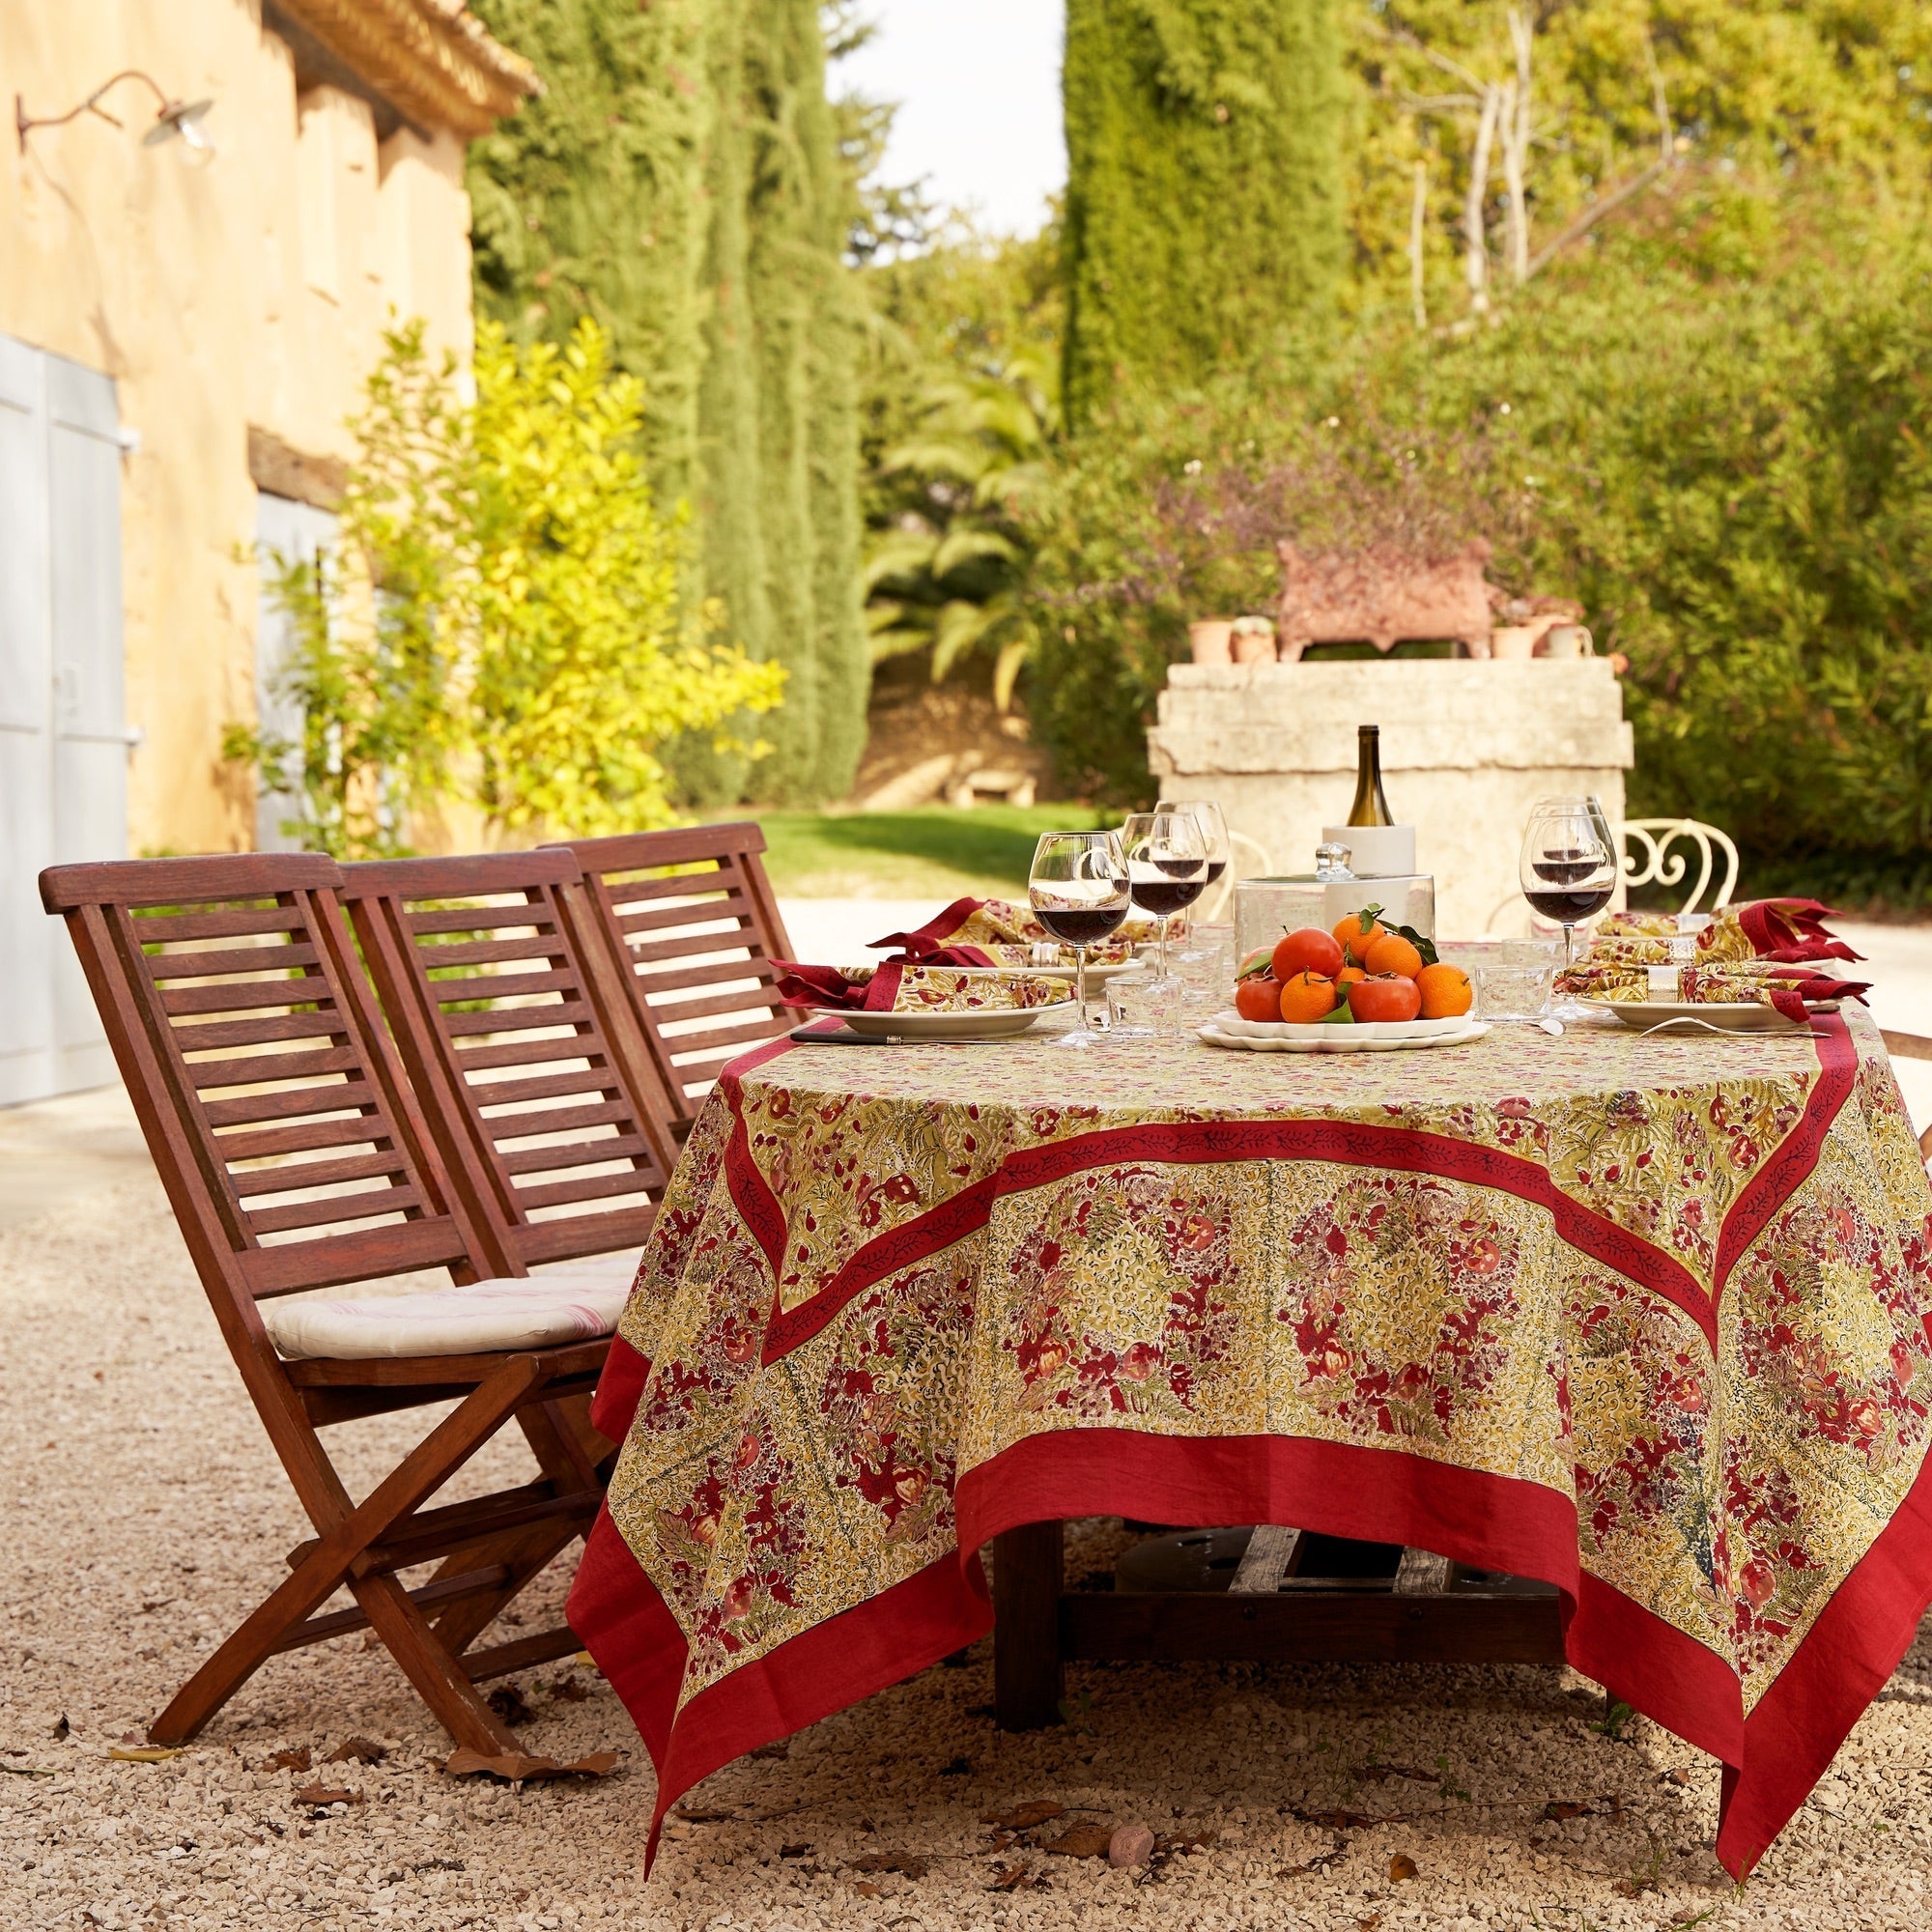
[0, 1, 480, 854]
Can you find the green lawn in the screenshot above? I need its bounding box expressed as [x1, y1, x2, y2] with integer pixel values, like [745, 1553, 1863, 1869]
[724, 804, 1112, 899]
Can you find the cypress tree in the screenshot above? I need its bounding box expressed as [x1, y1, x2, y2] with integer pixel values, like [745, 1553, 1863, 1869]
[1062, 0, 1347, 427]
[466, 0, 867, 804]
[466, 0, 710, 501]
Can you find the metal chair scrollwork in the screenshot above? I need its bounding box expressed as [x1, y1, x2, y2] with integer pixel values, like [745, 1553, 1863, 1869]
[1618, 818, 1740, 915]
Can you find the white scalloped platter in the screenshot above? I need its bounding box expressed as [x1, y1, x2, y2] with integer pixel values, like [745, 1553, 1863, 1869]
[811, 1002, 1075, 1040]
[1198, 1013, 1490, 1054]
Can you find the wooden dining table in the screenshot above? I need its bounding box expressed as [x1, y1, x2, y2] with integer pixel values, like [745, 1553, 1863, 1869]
[567, 1005, 1932, 1879]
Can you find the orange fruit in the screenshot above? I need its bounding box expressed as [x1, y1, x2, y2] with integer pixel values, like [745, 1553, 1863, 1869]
[1277, 971, 1339, 1023]
[1235, 977, 1283, 1023]
[1332, 912, 1388, 965]
[1415, 962, 1473, 1019]
[1337, 964, 1367, 988]
[1273, 927, 1345, 982]
[1347, 974, 1422, 1023]
[1363, 930, 1424, 980]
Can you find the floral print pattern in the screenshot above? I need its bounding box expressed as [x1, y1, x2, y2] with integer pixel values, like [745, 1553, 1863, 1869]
[602, 1009, 1932, 1742]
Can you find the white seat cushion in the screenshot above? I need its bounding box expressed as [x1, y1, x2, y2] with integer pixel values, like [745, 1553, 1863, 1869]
[262, 1263, 638, 1361]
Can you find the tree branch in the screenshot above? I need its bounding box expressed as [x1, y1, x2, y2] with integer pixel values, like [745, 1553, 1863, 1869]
[1524, 157, 1669, 278]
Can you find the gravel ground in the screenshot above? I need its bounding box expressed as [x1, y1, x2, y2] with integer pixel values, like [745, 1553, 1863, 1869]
[5, 1175, 1932, 1932]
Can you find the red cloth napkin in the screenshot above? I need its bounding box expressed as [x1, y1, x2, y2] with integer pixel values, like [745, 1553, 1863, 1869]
[1733, 898, 1864, 965]
[773, 962, 903, 1012]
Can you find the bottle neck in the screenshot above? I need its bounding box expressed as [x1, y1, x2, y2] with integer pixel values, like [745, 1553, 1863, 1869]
[1347, 727, 1394, 828]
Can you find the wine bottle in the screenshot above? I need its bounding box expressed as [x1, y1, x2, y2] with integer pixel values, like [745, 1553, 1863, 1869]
[1346, 724, 1395, 827]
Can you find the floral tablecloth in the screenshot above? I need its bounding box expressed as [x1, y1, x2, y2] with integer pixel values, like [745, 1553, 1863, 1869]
[568, 1009, 1932, 1878]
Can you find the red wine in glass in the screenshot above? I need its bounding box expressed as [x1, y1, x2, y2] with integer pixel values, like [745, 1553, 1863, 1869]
[1035, 901, 1130, 948]
[1526, 851, 1613, 923]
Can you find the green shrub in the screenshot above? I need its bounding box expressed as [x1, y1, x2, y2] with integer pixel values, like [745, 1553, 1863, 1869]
[1026, 187, 1932, 902]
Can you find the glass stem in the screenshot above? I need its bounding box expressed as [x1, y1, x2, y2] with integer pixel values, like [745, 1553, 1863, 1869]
[1074, 945, 1088, 1030]
[1563, 923, 1577, 974]
[1157, 916, 1170, 982]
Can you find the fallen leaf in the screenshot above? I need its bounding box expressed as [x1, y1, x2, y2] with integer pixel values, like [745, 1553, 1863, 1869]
[1353, 1763, 1439, 1785]
[748, 1739, 790, 1760]
[1042, 1823, 1113, 1859]
[327, 1737, 387, 1766]
[780, 1843, 811, 1860]
[1542, 1801, 1589, 1821]
[0, 1765, 54, 1778]
[1662, 1768, 1691, 1786]
[1388, 1854, 1419, 1883]
[852, 1881, 883, 1898]
[938, 1755, 971, 1776]
[292, 1784, 361, 1807]
[1154, 1830, 1218, 1857]
[486, 1686, 534, 1726]
[109, 1747, 185, 1763]
[1614, 1880, 1641, 1898]
[850, 1851, 929, 1878]
[547, 1675, 591, 1704]
[441, 1747, 620, 1782]
[1357, 1917, 1382, 1931]
[989, 1861, 1045, 1891]
[268, 1748, 311, 1772]
[981, 1799, 1065, 1831]
[1290, 1807, 1387, 1831]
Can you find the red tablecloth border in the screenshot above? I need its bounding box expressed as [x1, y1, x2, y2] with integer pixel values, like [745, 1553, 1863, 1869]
[571, 1378, 1932, 1883]
[728, 1015, 1857, 1362]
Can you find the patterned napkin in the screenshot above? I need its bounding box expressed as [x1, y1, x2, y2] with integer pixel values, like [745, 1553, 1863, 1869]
[1590, 897, 1862, 968]
[773, 960, 1065, 1014]
[868, 895, 1171, 968]
[1560, 956, 1870, 1024]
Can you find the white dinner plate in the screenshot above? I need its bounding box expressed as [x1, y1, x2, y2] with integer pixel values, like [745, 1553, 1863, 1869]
[953, 958, 1140, 986]
[1581, 998, 1835, 1034]
[1197, 1016, 1490, 1054]
[811, 1002, 1075, 1040]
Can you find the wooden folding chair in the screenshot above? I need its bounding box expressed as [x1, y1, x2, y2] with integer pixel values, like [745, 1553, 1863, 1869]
[338, 850, 676, 1273]
[39, 854, 625, 1755]
[545, 823, 795, 1135]
[1881, 1030, 1932, 1162]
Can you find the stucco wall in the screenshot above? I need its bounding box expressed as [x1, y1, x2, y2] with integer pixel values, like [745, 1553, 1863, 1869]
[0, 1, 476, 854]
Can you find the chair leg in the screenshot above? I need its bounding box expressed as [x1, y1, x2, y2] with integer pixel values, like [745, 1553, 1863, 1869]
[354, 1572, 521, 1755]
[151, 1354, 545, 1746]
[425, 1397, 602, 1659]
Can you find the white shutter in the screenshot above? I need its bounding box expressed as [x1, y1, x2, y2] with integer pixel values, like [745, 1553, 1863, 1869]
[0, 334, 127, 1102]
[0, 338, 57, 1104]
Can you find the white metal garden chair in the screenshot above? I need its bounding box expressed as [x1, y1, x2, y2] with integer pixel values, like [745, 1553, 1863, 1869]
[1617, 818, 1739, 915]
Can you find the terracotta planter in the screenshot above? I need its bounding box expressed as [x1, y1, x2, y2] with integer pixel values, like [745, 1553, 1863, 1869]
[1188, 618, 1234, 666]
[1231, 615, 1278, 665]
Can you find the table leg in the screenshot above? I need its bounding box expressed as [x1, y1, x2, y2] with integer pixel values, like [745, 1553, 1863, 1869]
[993, 1520, 1064, 1730]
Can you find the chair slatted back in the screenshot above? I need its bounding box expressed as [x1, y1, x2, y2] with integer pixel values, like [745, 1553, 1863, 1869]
[341, 852, 673, 1272]
[548, 823, 795, 1124]
[36, 857, 483, 1323]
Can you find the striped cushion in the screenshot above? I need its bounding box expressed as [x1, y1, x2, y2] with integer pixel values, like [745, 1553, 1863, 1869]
[263, 1262, 637, 1361]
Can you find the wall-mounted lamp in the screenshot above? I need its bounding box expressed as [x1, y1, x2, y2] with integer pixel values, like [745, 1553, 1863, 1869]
[15, 70, 213, 156]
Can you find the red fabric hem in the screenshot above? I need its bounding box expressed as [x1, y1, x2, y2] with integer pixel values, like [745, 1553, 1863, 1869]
[1714, 1434, 1932, 1877]
[568, 1504, 990, 1872]
[587, 1331, 651, 1443]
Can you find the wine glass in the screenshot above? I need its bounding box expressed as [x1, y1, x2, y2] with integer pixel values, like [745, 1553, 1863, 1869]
[1520, 802, 1616, 1017]
[1155, 798, 1233, 922]
[1029, 830, 1131, 1050]
[1121, 810, 1208, 1000]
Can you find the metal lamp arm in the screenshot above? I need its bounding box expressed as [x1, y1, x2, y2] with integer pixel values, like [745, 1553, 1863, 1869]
[16, 70, 174, 153]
